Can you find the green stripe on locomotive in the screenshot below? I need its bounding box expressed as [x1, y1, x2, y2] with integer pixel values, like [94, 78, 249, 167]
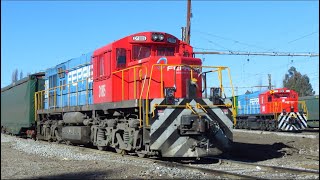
[1, 73, 45, 135]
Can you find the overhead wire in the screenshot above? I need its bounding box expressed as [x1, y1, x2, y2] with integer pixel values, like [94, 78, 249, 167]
[193, 29, 319, 55]
[193, 29, 271, 51]
[192, 29, 318, 94]
[288, 31, 319, 44]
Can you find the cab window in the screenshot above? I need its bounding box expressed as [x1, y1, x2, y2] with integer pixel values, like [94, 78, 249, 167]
[116, 48, 126, 67]
[132, 45, 151, 60]
[157, 47, 175, 56]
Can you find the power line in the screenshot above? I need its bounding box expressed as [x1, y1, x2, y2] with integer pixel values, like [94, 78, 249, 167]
[193, 51, 319, 57]
[193, 29, 271, 51]
[288, 31, 319, 44]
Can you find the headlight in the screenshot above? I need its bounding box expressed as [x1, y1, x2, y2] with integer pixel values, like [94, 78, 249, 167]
[152, 33, 165, 41]
[158, 34, 164, 41]
[152, 34, 159, 41]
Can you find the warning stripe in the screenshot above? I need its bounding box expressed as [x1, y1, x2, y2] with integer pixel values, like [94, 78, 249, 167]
[195, 99, 233, 139]
[149, 98, 234, 157]
[278, 112, 308, 131]
[296, 112, 307, 128]
[150, 99, 191, 144]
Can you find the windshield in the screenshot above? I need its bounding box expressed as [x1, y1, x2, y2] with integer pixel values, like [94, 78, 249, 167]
[157, 47, 175, 56]
[274, 93, 290, 98]
[132, 45, 151, 60]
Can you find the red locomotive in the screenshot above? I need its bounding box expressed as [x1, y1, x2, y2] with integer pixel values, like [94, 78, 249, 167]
[259, 88, 299, 114]
[235, 88, 308, 131]
[31, 31, 235, 158]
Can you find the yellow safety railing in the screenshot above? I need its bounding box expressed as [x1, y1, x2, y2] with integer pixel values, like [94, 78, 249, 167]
[34, 77, 92, 120]
[145, 64, 236, 127]
[112, 65, 148, 127]
[35, 64, 236, 128]
[112, 65, 148, 100]
[298, 100, 308, 118]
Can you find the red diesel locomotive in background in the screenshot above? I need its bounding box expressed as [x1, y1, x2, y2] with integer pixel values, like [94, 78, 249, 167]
[234, 88, 308, 131]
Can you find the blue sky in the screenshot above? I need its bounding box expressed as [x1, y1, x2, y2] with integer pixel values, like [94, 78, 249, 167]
[1, 1, 319, 96]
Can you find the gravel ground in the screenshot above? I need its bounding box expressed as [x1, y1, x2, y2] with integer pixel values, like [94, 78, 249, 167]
[231, 130, 319, 170]
[1, 130, 319, 179]
[1, 134, 214, 179]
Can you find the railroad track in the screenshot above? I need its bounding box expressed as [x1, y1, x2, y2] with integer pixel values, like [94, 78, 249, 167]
[3, 134, 319, 179]
[304, 128, 319, 133]
[233, 129, 319, 139]
[199, 157, 319, 179]
[74, 144, 319, 179]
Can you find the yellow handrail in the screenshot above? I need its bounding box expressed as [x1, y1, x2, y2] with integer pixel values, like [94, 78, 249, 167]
[34, 77, 92, 118]
[298, 100, 308, 118]
[34, 64, 236, 129]
[145, 64, 235, 127]
[34, 93, 37, 121]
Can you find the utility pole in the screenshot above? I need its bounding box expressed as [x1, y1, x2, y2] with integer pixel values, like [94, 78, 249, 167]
[268, 74, 272, 90]
[185, 0, 192, 44]
[181, 27, 186, 42]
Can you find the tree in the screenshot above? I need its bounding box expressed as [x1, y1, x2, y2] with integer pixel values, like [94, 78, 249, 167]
[283, 66, 315, 96]
[20, 71, 23, 80]
[11, 69, 18, 83]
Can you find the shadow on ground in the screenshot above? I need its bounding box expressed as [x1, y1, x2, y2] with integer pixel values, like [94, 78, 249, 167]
[32, 170, 113, 179]
[165, 142, 294, 164]
[226, 142, 294, 162]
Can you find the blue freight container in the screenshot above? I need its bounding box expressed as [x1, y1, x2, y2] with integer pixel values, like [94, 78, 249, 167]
[44, 52, 94, 109]
[237, 91, 262, 115]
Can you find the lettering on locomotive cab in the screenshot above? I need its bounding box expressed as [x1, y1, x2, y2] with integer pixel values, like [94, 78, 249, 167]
[132, 36, 147, 41]
[249, 98, 259, 105]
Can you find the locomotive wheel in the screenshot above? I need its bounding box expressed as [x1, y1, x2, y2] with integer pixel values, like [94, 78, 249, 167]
[115, 148, 127, 155]
[269, 122, 276, 131]
[237, 121, 243, 129]
[137, 152, 147, 158]
[265, 124, 270, 131]
[260, 122, 267, 131]
[66, 141, 72, 146]
[245, 122, 250, 130]
[268, 121, 274, 131]
[55, 129, 62, 143]
[97, 146, 107, 151]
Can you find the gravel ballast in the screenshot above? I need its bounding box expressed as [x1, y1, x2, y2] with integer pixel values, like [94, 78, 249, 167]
[1, 130, 319, 179]
[1, 134, 214, 179]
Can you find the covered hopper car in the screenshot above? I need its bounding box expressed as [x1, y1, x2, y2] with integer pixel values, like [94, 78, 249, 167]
[1, 73, 45, 137]
[299, 95, 319, 128]
[234, 88, 308, 131]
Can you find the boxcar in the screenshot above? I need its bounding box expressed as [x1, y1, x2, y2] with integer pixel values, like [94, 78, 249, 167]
[1, 73, 45, 136]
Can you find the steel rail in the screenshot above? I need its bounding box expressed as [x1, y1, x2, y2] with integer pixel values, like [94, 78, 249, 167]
[48, 141, 319, 179]
[4, 134, 318, 179]
[204, 157, 319, 178]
